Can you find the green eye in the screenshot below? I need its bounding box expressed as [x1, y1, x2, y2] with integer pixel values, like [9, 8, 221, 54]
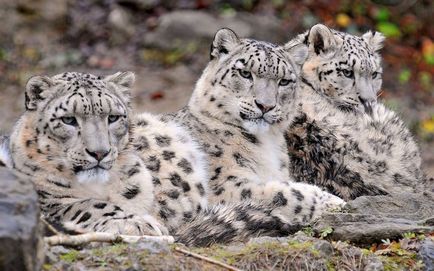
[279, 79, 292, 86]
[239, 70, 253, 79]
[342, 69, 354, 79]
[372, 72, 379, 79]
[61, 116, 78, 126]
[108, 115, 121, 124]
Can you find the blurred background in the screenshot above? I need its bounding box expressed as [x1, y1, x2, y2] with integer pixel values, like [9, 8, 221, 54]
[0, 0, 432, 175]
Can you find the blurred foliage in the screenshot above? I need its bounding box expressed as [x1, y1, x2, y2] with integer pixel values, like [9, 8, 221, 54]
[0, 0, 432, 142]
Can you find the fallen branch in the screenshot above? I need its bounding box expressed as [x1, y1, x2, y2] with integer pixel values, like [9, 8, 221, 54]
[45, 232, 175, 246]
[40, 217, 61, 235]
[174, 247, 242, 271]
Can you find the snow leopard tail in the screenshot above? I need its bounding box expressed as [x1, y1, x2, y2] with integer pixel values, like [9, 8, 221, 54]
[175, 201, 302, 247]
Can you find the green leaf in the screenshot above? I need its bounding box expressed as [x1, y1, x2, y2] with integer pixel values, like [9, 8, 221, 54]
[398, 69, 411, 84]
[320, 226, 333, 238]
[377, 22, 401, 38]
[419, 71, 432, 89]
[424, 53, 434, 66]
[374, 7, 390, 22]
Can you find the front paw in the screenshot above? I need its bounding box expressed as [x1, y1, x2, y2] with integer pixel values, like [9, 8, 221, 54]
[322, 194, 346, 212]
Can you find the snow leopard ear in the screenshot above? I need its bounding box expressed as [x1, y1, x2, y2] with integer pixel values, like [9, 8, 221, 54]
[362, 31, 385, 52]
[284, 39, 309, 67]
[104, 71, 135, 103]
[307, 24, 339, 56]
[210, 28, 241, 60]
[104, 71, 135, 89]
[25, 75, 56, 111]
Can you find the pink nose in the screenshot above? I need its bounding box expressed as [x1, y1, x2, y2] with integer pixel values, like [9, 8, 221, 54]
[255, 100, 275, 114]
[85, 149, 110, 161]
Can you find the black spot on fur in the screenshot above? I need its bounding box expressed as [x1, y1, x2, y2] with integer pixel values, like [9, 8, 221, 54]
[137, 120, 148, 126]
[159, 207, 176, 221]
[94, 203, 107, 209]
[152, 176, 161, 185]
[183, 212, 193, 222]
[145, 156, 160, 172]
[133, 136, 149, 151]
[294, 205, 302, 214]
[167, 189, 180, 199]
[77, 212, 92, 224]
[241, 132, 259, 144]
[162, 150, 176, 161]
[56, 164, 64, 172]
[182, 182, 191, 192]
[169, 173, 182, 187]
[214, 187, 225, 195]
[155, 135, 171, 147]
[241, 189, 252, 199]
[210, 167, 222, 181]
[208, 144, 224, 157]
[177, 158, 193, 174]
[233, 152, 249, 167]
[291, 189, 304, 201]
[272, 192, 288, 206]
[71, 210, 82, 221]
[196, 183, 205, 196]
[126, 164, 140, 177]
[47, 178, 71, 188]
[103, 212, 117, 217]
[122, 185, 140, 199]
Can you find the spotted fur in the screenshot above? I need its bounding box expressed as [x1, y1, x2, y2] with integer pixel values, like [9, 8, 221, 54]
[285, 24, 425, 200]
[7, 71, 209, 236]
[167, 28, 345, 245]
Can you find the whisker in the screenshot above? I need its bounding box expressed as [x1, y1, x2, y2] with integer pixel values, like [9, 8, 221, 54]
[377, 90, 384, 98]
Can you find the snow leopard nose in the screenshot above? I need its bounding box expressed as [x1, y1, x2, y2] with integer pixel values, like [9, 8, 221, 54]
[255, 100, 275, 114]
[86, 148, 111, 162]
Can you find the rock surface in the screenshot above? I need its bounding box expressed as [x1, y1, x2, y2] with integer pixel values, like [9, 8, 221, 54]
[314, 193, 434, 244]
[0, 168, 43, 271]
[418, 239, 434, 271]
[142, 10, 288, 50]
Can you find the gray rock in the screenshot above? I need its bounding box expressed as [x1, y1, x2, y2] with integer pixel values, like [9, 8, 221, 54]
[313, 239, 334, 258]
[134, 239, 170, 253]
[108, 5, 136, 44]
[0, 168, 43, 271]
[248, 236, 293, 245]
[314, 193, 434, 244]
[418, 239, 434, 271]
[364, 256, 384, 271]
[346, 193, 434, 221]
[142, 10, 288, 50]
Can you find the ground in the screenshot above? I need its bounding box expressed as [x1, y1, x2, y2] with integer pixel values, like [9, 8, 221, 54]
[43, 233, 433, 271]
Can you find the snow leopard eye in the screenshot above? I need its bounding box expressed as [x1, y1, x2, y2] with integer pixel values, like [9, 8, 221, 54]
[238, 70, 253, 80]
[342, 69, 354, 79]
[372, 72, 378, 79]
[108, 115, 121, 124]
[279, 78, 295, 86]
[61, 116, 78, 126]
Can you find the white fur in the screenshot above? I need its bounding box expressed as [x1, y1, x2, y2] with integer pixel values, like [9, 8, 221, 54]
[0, 138, 12, 168]
[242, 120, 270, 134]
[76, 168, 110, 184]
